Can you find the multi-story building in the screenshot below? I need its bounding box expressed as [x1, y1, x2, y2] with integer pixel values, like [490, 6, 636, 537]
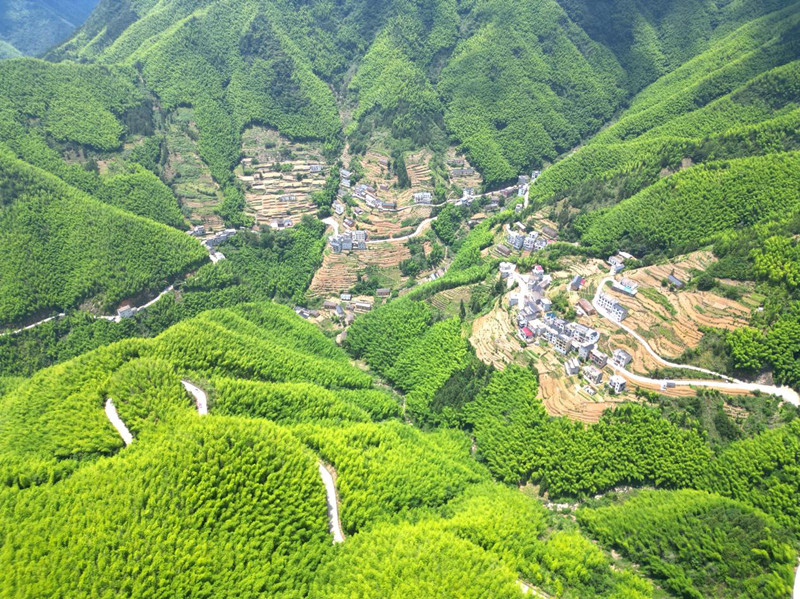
[597, 294, 628, 321]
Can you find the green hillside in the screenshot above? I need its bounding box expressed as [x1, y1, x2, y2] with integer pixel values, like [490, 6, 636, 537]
[38, 0, 785, 189]
[0, 40, 21, 58]
[3, 301, 798, 596]
[3, 0, 800, 595]
[0, 302, 661, 597]
[0, 0, 99, 57]
[0, 149, 206, 327]
[530, 2, 800, 242]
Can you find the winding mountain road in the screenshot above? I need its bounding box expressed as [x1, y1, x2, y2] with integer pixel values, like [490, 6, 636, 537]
[104, 398, 133, 446]
[592, 277, 800, 405]
[318, 462, 345, 544]
[181, 380, 208, 415]
[794, 560, 800, 599]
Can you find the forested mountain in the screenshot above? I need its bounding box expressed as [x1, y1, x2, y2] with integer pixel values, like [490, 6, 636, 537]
[0, 0, 99, 56]
[3, 0, 800, 596]
[43, 0, 788, 188]
[0, 303, 661, 597]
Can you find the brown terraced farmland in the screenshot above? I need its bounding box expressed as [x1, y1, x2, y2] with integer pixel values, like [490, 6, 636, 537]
[604, 252, 754, 360]
[469, 298, 633, 423]
[309, 243, 412, 296]
[237, 126, 329, 226]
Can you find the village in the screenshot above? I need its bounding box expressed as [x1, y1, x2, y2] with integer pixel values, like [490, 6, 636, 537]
[466, 222, 782, 421]
[501, 254, 633, 400]
[170, 124, 788, 420]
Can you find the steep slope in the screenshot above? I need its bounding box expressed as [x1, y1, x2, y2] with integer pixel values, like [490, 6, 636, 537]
[529, 2, 800, 249]
[0, 301, 661, 597]
[3, 299, 798, 596]
[0, 0, 99, 57]
[0, 149, 207, 327]
[40, 0, 788, 190]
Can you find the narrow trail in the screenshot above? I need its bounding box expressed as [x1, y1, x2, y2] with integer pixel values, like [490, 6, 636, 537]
[2, 283, 177, 336]
[517, 579, 550, 597]
[104, 398, 133, 446]
[318, 461, 345, 544]
[0, 313, 66, 337]
[593, 277, 800, 405]
[136, 285, 175, 312]
[181, 380, 208, 415]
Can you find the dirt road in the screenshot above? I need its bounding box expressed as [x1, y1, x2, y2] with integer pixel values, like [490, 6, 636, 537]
[366, 217, 434, 244]
[0, 313, 66, 337]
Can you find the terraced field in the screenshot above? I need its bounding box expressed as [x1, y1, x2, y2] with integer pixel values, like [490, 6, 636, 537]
[309, 244, 412, 297]
[237, 127, 330, 226]
[164, 108, 224, 230]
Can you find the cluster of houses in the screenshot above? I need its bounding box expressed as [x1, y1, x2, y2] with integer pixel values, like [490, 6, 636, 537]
[413, 191, 433, 205]
[317, 292, 386, 326]
[448, 186, 485, 208]
[296, 295, 375, 324]
[503, 262, 632, 394]
[506, 228, 550, 253]
[498, 223, 554, 257]
[611, 278, 639, 297]
[519, 310, 632, 394]
[270, 217, 294, 230]
[330, 230, 368, 253]
[450, 165, 475, 178]
[202, 228, 237, 249]
[344, 175, 397, 211]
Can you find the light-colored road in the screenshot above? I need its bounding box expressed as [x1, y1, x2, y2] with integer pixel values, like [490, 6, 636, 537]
[794, 559, 800, 599]
[105, 398, 133, 446]
[592, 277, 800, 405]
[517, 579, 550, 597]
[322, 217, 339, 237]
[593, 277, 737, 382]
[0, 313, 66, 337]
[181, 380, 208, 415]
[136, 285, 175, 312]
[318, 462, 345, 544]
[3, 282, 178, 335]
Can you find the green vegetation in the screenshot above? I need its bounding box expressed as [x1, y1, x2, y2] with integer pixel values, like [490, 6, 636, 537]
[0, 416, 332, 597]
[699, 419, 800, 537]
[0, 149, 207, 326]
[97, 166, 185, 229]
[467, 367, 712, 496]
[311, 521, 523, 598]
[439, 0, 625, 185]
[642, 388, 797, 449]
[582, 152, 800, 255]
[0, 217, 327, 376]
[295, 421, 486, 533]
[4, 0, 800, 595]
[579, 489, 794, 598]
[0, 0, 98, 57]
